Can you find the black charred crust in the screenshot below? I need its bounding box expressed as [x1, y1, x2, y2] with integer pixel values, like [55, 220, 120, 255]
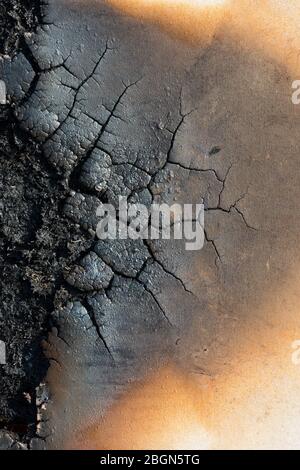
[0, 0, 43, 56]
[0, 0, 85, 444]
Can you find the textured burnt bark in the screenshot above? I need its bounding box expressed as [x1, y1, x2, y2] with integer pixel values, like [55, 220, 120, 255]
[0, 0, 92, 448]
[0, 0, 46, 447]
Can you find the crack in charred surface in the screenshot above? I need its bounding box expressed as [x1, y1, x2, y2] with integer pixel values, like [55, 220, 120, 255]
[205, 197, 259, 232]
[98, 78, 142, 144]
[80, 297, 115, 362]
[168, 160, 224, 185]
[62, 235, 174, 327]
[204, 228, 222, 266]
[144, 239, 195, 296]
[44, 43, 112, 144]
[136, 276, 173, 326]
[165, 99, 196, 167]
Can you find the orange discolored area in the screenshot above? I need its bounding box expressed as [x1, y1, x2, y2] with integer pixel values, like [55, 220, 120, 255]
[70, 366, 213, 450]
[69, 319, 300, 450]
[104, 0, 300, 75]
[104, 0, 230, 44]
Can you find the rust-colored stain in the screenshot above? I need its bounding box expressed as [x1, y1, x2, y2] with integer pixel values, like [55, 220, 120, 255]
[72, 366, 213, 450]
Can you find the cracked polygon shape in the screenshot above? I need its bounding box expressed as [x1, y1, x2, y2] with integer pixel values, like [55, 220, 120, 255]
[64, 251, 114, 291]
[94, 239, 150, 278]
[63, 192, 101, 232]
[79, 148, 112, 193]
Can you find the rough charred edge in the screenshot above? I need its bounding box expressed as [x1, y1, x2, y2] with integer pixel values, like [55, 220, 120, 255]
[0, 0, 95, 446]
[0, 109, 92, 442]
[0, 0, 43, 56]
